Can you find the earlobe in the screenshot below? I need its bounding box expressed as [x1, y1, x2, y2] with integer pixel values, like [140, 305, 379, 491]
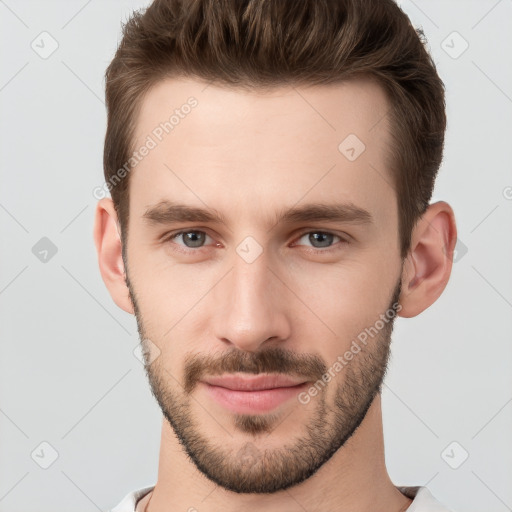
[398, 201, 457, 318]
[93, 198, 135, 315]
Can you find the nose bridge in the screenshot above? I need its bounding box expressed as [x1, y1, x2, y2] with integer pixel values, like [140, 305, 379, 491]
[214, 246, 290, 351]
[232, 248, 272, 310]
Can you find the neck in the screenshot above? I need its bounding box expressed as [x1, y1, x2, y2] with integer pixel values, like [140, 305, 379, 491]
[146, 395, 412, 512]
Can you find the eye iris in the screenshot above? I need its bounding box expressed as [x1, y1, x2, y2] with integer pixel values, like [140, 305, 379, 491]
[177, 232, 336, 249]
[310, 232, 333, 248]
[183, 231, 205, 248]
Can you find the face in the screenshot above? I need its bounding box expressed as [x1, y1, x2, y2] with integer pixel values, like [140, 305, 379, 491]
[123, 77, 404, 493]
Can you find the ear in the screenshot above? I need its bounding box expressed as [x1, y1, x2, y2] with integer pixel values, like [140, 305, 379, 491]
[93, 198, 134, 315]
[398, 201, 457, 318]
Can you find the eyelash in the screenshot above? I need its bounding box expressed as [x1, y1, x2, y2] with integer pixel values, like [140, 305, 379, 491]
[162, 229, 349, 255]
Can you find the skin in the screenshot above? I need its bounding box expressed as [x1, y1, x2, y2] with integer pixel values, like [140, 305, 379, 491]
[94, 77, 457, 512]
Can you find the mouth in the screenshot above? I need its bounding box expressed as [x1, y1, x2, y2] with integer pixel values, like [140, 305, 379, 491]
[200, 374, 310, 414]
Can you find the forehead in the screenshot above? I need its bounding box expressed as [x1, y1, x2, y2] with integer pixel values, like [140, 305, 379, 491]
[133, 76, 391, 150]
[129, 76, 395, 225]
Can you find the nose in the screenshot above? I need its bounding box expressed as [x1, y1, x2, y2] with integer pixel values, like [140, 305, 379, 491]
[212, 251, 291, 353]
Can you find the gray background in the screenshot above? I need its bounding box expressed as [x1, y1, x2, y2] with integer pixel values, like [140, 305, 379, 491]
[0, 0, 511, 511]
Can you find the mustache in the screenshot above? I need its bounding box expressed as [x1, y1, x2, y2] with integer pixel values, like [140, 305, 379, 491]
[182, 346, 327, 394]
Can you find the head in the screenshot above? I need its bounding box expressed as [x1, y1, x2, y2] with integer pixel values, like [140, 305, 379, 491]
[94, 0, 457, 494]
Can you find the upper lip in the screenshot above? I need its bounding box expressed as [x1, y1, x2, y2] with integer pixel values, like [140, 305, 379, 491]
[202, 374, 308, 391]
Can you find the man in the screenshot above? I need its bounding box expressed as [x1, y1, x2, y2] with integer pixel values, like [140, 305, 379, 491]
[94, 0, 458, 510]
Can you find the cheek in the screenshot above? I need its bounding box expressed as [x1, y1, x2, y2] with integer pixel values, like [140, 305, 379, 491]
[127, 237, 195, 316]
[126, 256, 194, 361]
[288, 259, 397, 350]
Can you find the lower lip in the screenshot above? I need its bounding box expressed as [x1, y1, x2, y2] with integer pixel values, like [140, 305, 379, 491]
[202, 382, 309, 414]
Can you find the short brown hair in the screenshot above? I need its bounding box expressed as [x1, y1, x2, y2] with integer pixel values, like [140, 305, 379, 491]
[104, 0, 446, 259]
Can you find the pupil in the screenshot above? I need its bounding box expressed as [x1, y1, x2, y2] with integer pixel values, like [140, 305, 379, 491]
[185, 231, 204, 247]
[311, 232, 332, 247]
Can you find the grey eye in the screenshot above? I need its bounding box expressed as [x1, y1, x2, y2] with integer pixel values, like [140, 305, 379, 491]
[176, 231, 209, 248]
[297, 232, 339, 249]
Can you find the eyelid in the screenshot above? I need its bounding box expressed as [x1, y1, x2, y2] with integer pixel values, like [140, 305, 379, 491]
[163, 227, 350, 254]
[292, 228, 351, 243]
[164, 229, 216, 248]
[291, 230, 349, 252]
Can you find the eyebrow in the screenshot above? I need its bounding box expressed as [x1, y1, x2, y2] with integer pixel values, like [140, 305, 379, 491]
[142, 200, 373, 229]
